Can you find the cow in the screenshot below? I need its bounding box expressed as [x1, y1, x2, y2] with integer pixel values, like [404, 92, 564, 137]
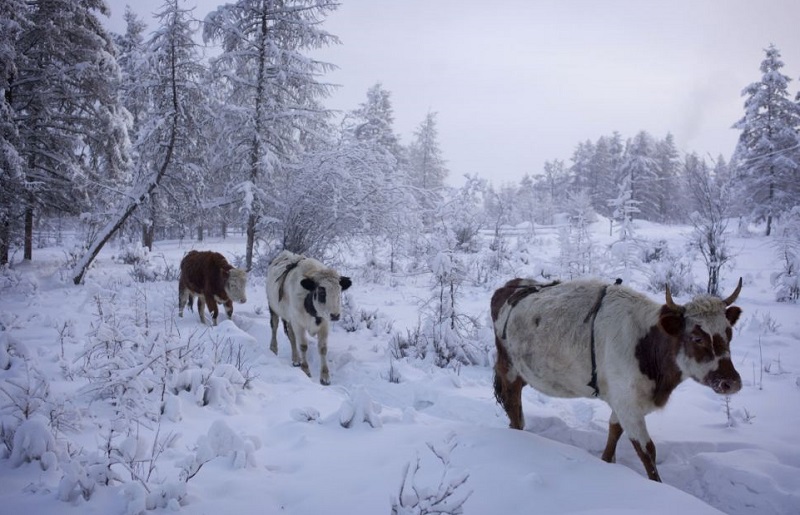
[266, 250, 352, 385]
[491, 277, 743, 482]
[178, 250, 248, 326]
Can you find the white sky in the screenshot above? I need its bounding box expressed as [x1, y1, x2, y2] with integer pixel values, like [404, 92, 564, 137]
[103, 0, 800, 186]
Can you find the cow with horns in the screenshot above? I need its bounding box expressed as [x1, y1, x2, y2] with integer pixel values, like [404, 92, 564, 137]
[266, 250, 352, 385]
[491, 277, 743, 482]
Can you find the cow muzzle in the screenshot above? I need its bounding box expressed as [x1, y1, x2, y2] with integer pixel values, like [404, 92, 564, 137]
[330, 313, 340, 322]
[704, 359, 742, 395]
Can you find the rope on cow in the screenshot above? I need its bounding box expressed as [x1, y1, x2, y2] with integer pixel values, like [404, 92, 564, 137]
[500, 280, 560, 339]
[276, 258, 303, 301]
[583, 278, 623, 397]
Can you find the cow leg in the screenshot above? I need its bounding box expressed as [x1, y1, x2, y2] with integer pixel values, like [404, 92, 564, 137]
[617, 413, 661, 482]
[291, 323, 311, 378]
[205, 295, 220, 326]
[493, 342, 526, 430]
[317, 322, 330, 386]
[178, 286, 189, 317]
[284, 320, 302, 367]
[196, 296, 207, 324]
[269, 308, 279, 355]
[224, 298, 234, 320]
[601, 412, 624, 463]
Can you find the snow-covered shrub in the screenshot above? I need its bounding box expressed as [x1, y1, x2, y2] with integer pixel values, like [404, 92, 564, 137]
[642, 240, 697, 296]
[770, 207, 800, 302]
[389, 326, 426, 362]
[338, 388, 382, 429]
[117, 243, 150, 265]
[9, 417, 58, 469]
[179, 420, 258, 482]
[391, 433, 472, 515]
[340, 306, 393, 335]
[423, 252, 486, 368]
[0, 264, 22, 291]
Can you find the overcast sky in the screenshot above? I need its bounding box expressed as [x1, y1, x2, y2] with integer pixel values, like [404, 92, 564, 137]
[104, 0, 800, 186]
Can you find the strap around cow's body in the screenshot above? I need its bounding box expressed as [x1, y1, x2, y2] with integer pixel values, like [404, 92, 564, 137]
[583, 278, 622, 397]
[276, 258, 304, 301]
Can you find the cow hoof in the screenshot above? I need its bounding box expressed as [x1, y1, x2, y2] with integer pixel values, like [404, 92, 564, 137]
[301, 365, 311, 377]
[269, 344, 278, 355]
[320, 377, 330, 386]
[292, 361, 302, 367]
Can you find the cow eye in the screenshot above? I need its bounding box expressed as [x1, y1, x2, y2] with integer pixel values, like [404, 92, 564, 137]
[317, 286, 327, 303]
[691, 336, 705, 345]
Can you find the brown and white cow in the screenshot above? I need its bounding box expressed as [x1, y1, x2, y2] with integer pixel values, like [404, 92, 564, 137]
[266, 250, 351, 385]
[491, 277, 743, 482]
[178, 250, 248, 326]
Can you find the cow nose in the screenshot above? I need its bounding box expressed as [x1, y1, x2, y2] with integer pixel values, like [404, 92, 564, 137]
[717, 379, 741, 394]
[330, 313, 340, 321]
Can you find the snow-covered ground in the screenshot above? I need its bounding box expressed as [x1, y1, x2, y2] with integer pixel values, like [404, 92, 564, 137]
[0, 219, 798, 514]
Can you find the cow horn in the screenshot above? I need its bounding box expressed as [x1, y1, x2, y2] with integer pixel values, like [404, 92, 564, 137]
[722, 277, 743, 306]
[665, 283, 680, 310]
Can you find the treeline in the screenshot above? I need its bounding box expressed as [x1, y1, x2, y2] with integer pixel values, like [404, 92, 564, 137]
[1, 2, 798, 285]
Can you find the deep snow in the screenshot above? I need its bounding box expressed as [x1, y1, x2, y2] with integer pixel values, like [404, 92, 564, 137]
[0, 218, 798, 515]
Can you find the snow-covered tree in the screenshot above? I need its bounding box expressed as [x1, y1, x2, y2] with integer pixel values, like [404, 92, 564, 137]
[345, 83, 405, 166]
[559, 190, 596, 278]
[407, 111, 448, 226]
[73, 0, 206, 284]
[0, 0, 28, 264]
[607, 173, 641, 281]
[619, 131, 659, 221]
[8, 0, 130, 262]
[136, 0, 208, 249]
[653, 133, 683, 223]
[733, 44, 800, 236]
[770, 205, 800, 302]
[203, 0, 339, 269]
[684, 153, 734, 295]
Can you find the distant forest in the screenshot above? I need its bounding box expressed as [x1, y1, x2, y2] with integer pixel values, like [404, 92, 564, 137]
[1, 2, 798, 287]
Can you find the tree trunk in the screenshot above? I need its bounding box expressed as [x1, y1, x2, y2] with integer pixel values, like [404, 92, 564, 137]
[24, 204, 33, 261]
[245, 213, 256, 271]
[196, 224, 204, 242]
[0, 215, 9, 265]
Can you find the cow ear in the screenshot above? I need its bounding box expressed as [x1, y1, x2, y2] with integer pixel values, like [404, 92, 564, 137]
[658, 310, 684, 337]
[726, 306, 742, 326]
[339, 276, 352, 291]
[300, 278, 317, 291]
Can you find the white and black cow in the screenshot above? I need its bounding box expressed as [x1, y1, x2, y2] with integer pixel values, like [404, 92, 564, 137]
[266, 250, 352, 385]
[491, 277, 743, 482]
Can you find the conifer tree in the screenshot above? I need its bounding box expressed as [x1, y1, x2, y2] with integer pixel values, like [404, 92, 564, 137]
[408, 111, 448, 226]
[733, 44, 800, 236]
[9, 0, 129, 262]
[203, 0, 339, 268]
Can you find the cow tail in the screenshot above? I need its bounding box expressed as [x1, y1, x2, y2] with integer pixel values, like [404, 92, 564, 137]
[493, 340, 511, 409]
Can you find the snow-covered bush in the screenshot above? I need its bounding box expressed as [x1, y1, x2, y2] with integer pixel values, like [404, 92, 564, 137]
[770, 207, 800, 302]
[391, 433, 472, 515]
[340, 306, 393, 335]
[642, 240, 697, 296]
[338, 388, 383, 429]
[8, 417, 58, 469]
[117, 243, 150, 265]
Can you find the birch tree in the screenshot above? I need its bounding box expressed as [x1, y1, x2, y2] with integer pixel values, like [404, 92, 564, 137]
[73, 0, 198, 283]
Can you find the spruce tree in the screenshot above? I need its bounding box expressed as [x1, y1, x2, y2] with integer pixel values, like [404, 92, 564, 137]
[733, 44, 800, 236]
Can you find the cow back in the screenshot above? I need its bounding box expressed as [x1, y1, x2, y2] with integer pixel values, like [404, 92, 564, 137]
[180, 250, 234, 295]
